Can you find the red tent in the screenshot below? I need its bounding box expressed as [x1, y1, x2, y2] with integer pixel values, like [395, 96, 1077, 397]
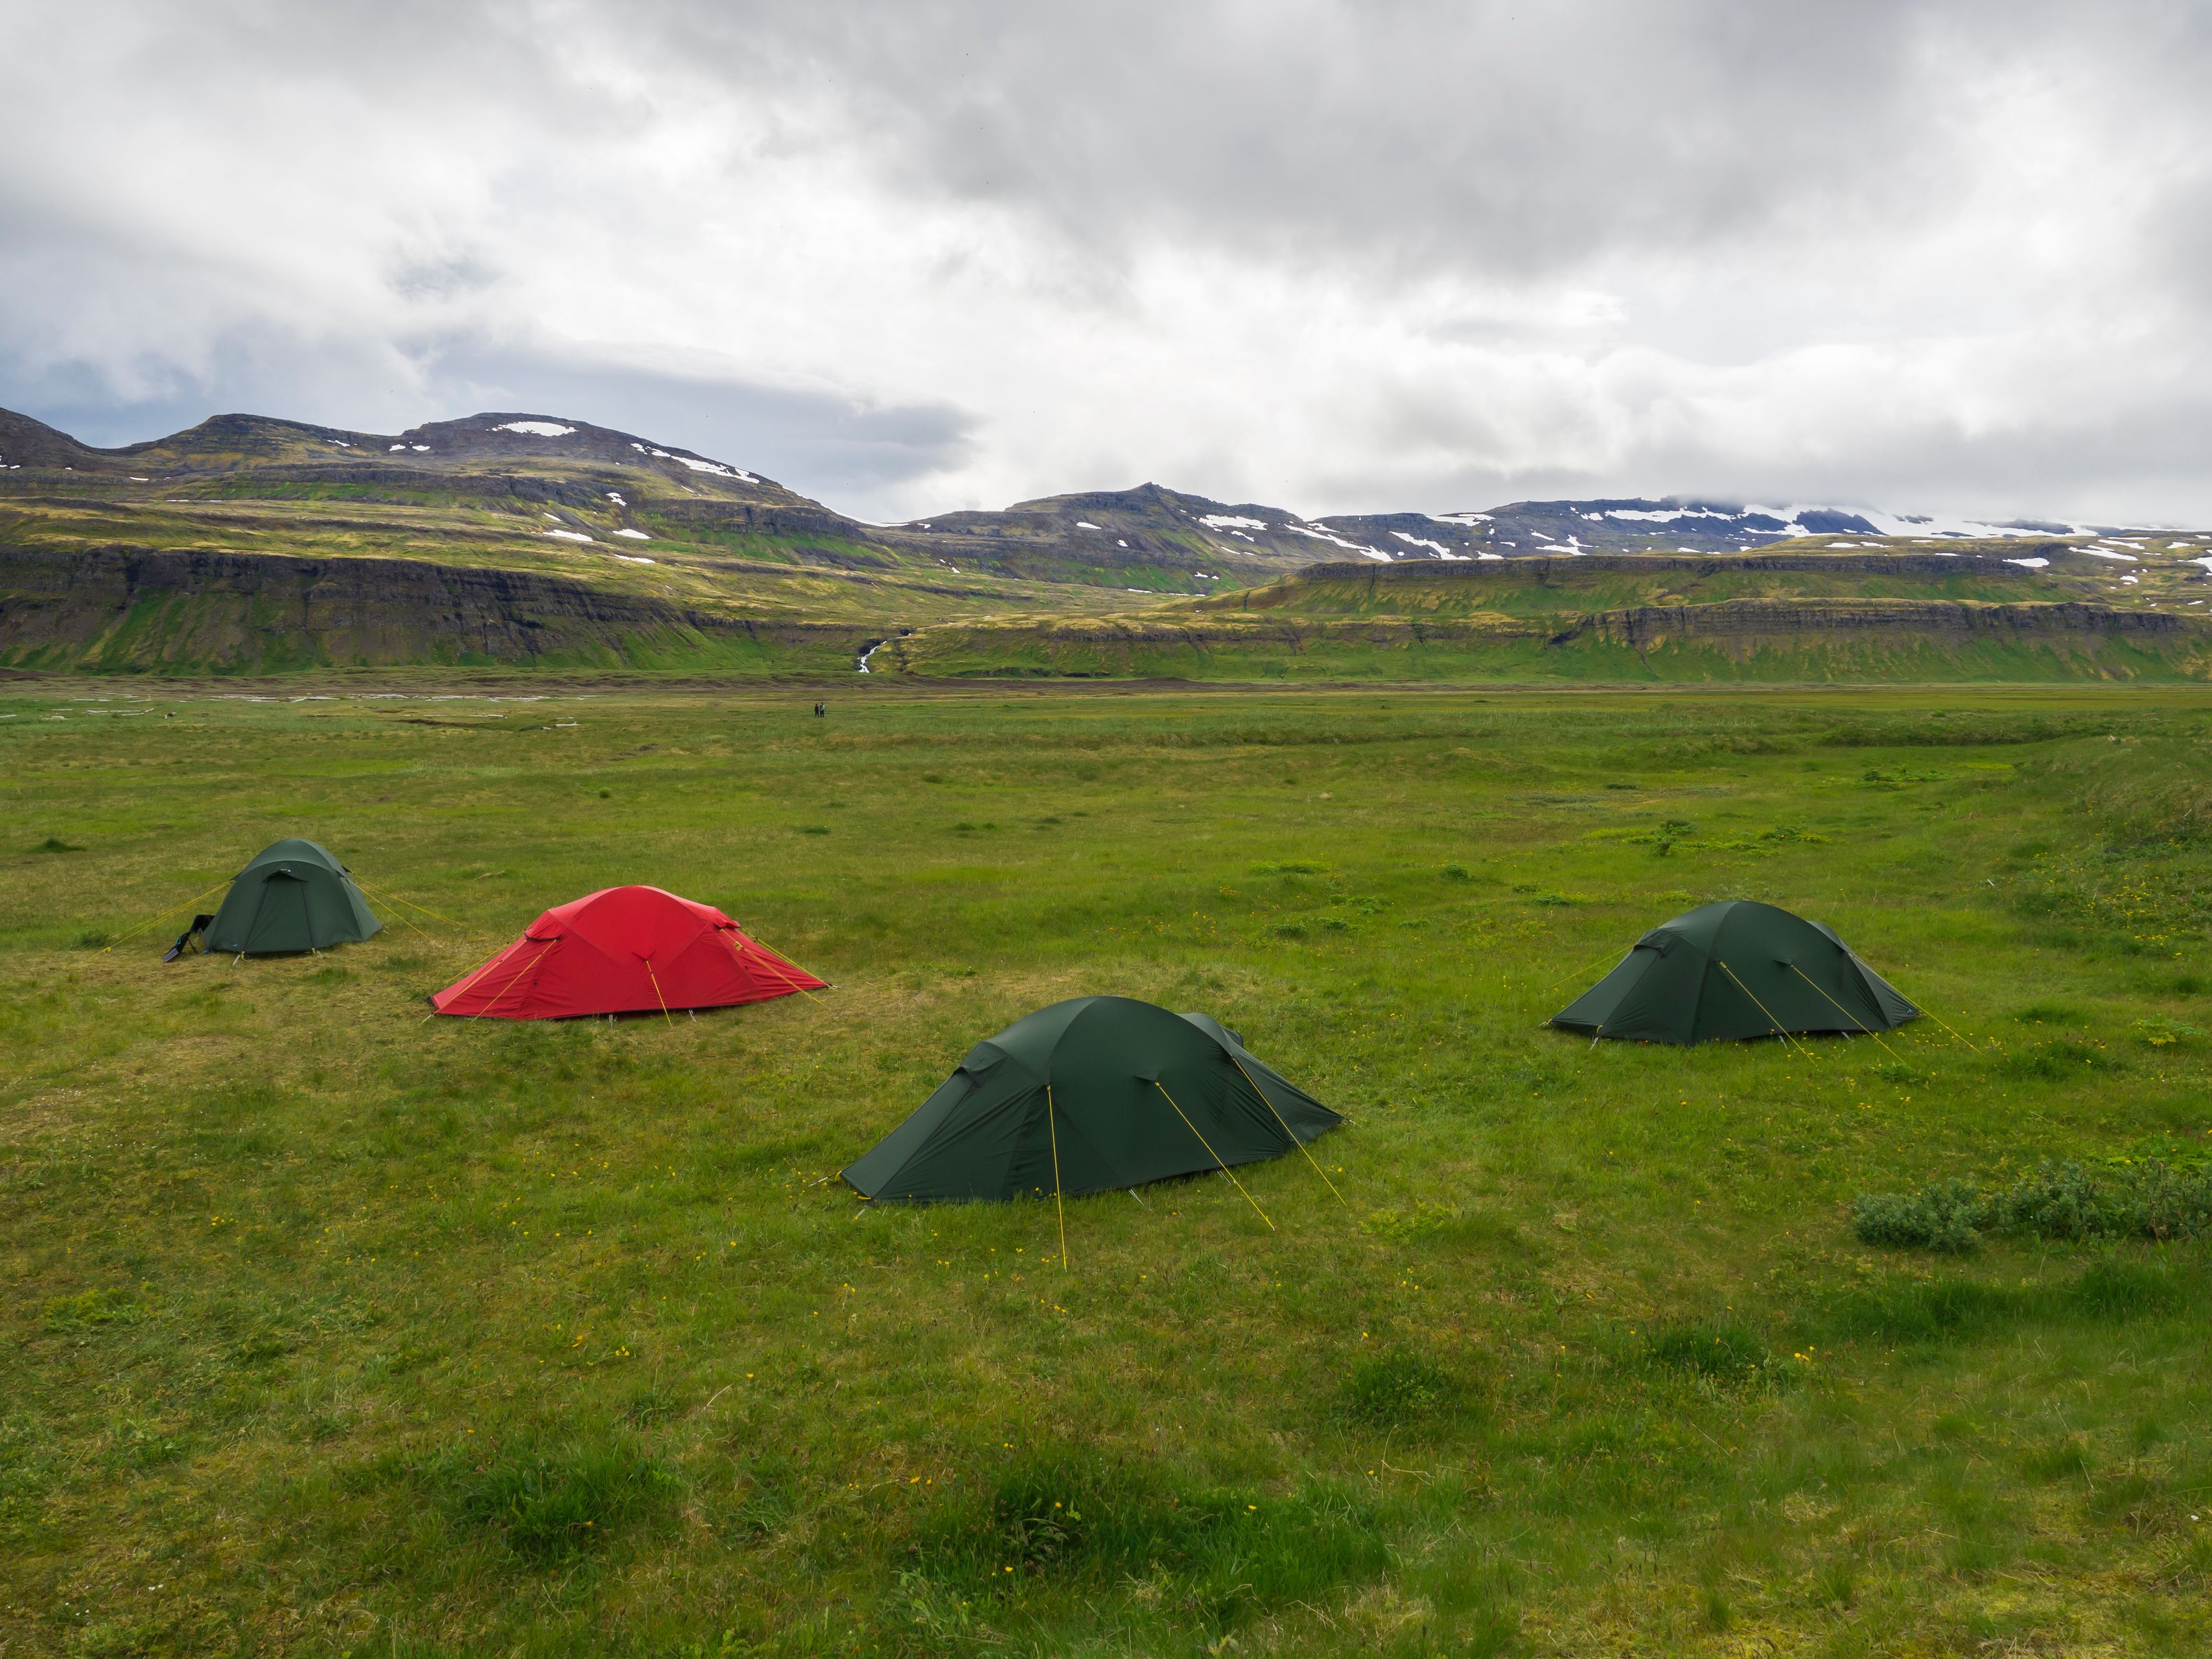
[430, 885, 826, 1019]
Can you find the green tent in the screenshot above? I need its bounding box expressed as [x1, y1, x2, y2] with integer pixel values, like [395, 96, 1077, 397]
[203, 839, 382, 957]
[844, 995, 1340, 1202]
[1552, 899, 1917, 1046]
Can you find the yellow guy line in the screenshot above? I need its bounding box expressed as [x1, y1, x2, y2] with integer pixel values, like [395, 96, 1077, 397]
[1920, 1004, 1997, 1057]
[417, 935, 535, 1023]
[1715, 960, 1821, 1062]
[348, 879, 434, 942]
[1537, 943, 1633, 997]
[1151, 1078, 1275, 1233]
[99, 880, 231, 955]
[467, 937, 556, 1022]
[1047, 1084, 1069, 1270]
[350, 878, 464, 931]
[1784, 962, 1905, 1063]
[1224, 1049, 1349, 1214]
[731, 933, 829, 1004]
[643, 958, 675, 1028]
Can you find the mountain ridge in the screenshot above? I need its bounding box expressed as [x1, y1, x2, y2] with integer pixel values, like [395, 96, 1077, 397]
[5, 404, 2165, 567]
[4, 402, 2209, 679]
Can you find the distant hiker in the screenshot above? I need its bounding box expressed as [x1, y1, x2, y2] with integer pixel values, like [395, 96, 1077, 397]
[814, 702, 826, 717]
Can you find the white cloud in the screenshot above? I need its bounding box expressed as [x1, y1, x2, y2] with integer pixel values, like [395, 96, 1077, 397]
[1, 1, 2209, 525]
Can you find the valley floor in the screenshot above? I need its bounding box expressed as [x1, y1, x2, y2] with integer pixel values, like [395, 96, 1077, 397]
[3, 679, 2209, 1656]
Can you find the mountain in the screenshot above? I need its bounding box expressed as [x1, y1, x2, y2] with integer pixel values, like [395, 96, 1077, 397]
[883, 487, 2120, 567]
[878, 482, 1356, 581]
[0, 408, 1340, 607]
[3, 402, 2207, 676]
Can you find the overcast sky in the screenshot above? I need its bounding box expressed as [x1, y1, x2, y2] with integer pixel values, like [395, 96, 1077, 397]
[3, 0, 2207, 524]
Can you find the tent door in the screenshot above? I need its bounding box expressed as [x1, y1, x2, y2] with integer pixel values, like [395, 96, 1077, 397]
[243, 872, 311, 954]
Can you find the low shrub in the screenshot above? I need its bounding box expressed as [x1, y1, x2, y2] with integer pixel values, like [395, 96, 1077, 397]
[1851, 1181, 1985, 1253]
[1853, 1159, 2212, 1251]
[1989, 1160, 2212, 1244]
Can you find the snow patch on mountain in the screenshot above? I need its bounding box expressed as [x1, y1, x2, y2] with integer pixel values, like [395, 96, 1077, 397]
[1391, 531, 1465, 559]
[674, 454, 754, 481]
[1286, 523, 1388, 560]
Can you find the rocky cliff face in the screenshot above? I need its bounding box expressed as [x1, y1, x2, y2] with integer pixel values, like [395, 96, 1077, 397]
[1209, 551, 2067, 607]
[1581, 597, 2204, 649]
[0, 546, 864, 673]
[890, 592, 2212, 681]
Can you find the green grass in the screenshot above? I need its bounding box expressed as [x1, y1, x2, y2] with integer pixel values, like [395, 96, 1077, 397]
[3, 679, 2211, 1654]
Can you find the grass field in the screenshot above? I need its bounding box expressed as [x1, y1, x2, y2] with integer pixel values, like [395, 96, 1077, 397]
[3, 678, 2211, 1657]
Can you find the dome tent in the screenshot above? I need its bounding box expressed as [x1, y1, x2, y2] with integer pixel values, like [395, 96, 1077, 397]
[843, 995, 1340, 1203]
[430, 885, 824, 1019]
[1551, 899, 1918, 1046]
[204, 839, 382, 957]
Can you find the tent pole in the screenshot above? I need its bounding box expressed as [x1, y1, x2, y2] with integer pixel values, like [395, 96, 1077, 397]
[1224, 1049, 1351, 1214]
[1047, 1085, 1069, 1270]
[1152, 1079, 1275, 1233]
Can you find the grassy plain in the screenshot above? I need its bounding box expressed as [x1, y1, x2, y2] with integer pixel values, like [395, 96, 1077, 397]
[3, 678, 2210, 1657]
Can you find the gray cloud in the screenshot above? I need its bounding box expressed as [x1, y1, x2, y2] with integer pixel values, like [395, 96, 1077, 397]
[2, 0, 2209, 522]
